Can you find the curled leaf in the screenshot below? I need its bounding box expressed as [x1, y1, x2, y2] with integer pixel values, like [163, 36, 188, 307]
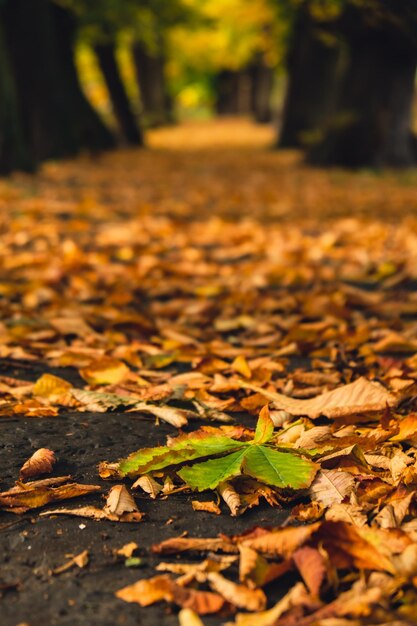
[19, 448, 56, 480]
[218, 481, 241, 516]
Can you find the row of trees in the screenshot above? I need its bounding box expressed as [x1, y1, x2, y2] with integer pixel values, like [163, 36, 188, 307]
[0, 0, 184, 173]
[0, 0, 416, 173]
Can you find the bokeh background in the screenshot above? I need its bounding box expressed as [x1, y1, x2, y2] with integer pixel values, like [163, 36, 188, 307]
[2, 0, 417, 173]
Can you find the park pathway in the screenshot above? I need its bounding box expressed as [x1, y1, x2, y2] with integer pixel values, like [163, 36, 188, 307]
[2, 119, 417, 626]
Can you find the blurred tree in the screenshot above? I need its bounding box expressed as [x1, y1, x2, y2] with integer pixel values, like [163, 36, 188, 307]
[130, 1, 198, 127]
[308, 0, 417, 167]
[0, 20, 32, 173]
[63, 0, 144, 145]
[249, 51, 275, 123]
[278, 0, 343, 148]
[94, 39, 143, 144]
[0, 0, 114, 174]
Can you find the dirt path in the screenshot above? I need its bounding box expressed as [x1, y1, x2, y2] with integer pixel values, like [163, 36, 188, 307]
[2, 120, 417, 625]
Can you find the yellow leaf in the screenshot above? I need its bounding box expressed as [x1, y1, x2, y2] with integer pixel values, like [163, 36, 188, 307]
[33, 373, 72, 401]
[80, 357, 129, 385]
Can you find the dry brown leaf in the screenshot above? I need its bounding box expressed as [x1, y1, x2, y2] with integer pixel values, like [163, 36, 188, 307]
[207, 571, 266, 611]
[325, 503, 368, 527]
[40, 505, 122, 521]
[41, 485, 143, 522]
[240, 377, 398, 419]
[192, 500, 221, 515]
[238, 545, 267, 586]
[132, 475, 163, 498]
[19, 448, 56, 480]
[153, 536, 238, 555]
[390, 413, 417, 443]
[310, 470, 355, 508]
[116, 575, 226, 614]
[238, 545, 290, 588]
[240, 523, 320, 558]
[293, 546, 326, 598]
[373, 331, 417, 353]
[104, 485, 138, 516]
[0, 480, 100, 513]
[232, 582, 310, 626]
[373, 490, 414, 529]
[129, 402, 190, 427]
[218, 482, 241, 516]
[314, 521, 395, 573]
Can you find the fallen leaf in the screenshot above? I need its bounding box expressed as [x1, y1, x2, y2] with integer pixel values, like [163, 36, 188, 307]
[293, 546, 326, 598]
[104, 485, 138, 516]
[232, 582, 310, 626]
[41, 485, 143, 522]
[310, 470, 355, 507]
[153, 536, 238, 555]
[240, 523, 320, 558]
[218, 481, 241, 516]
[0, 480, 100, 513]
[116, 574, 226, 614]
[19, 448, 56, 480]
[207, 571, 266, 611]
[33, 373, 72, 401]
[325, 503, 368, 527]
[132, 475, 163, 498]
[240, 377, 398, 419]
[80, 357, 130, 385]
[192, 500, 221, 515]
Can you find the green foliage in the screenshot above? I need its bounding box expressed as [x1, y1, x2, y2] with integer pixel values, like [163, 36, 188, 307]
[117, 408, 318, 492]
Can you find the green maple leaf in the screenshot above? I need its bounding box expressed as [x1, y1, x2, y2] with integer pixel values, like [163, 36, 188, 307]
[116, 407, 317, 491]
[119, 433, 243, 477]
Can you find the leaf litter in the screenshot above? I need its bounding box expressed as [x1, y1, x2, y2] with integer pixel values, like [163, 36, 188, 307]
[4, 120, 417, 622]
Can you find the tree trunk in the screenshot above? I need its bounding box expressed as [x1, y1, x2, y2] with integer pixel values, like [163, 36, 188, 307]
[249, 57, 274, 124]
[94, 42, 143, 146]
[132, 42, 173, 128]
[308, 8, 417, 167]
[0, 18, 32, 173]
[215, 69, 252, 116]
[51, 5, 116, 154]
[1, 0, 115, 167]
[278, 4, 342, 148]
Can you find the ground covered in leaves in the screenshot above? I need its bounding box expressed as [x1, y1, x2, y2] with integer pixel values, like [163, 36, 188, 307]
[3, 119, 417, 625]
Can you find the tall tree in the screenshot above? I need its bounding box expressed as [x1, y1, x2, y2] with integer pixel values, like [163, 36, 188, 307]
[132, 39, 174, 128]
[278, 1, 342, 148]
[94, 41, 143, 145]
[63, 0, 143, 146]
[249, 54, 274, 124]
[214, 69, 252, 116]
[0, 0, 114, 173]
[308, 0, 417, 167]
[0, 18, 32, 173]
